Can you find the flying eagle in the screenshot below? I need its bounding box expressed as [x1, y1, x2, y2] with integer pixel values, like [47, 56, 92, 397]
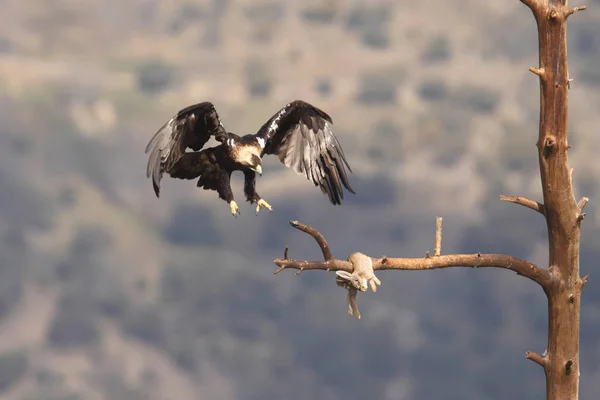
[145, 100, 354, 216]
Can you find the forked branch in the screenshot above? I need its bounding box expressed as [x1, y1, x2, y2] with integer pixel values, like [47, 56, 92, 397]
[289, 220, 333, 261]
[273, 220, 551, 291]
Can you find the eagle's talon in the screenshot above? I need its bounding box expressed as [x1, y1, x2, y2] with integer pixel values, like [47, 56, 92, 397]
[255, 198, 273, 215]
[230, 200, 240, 217]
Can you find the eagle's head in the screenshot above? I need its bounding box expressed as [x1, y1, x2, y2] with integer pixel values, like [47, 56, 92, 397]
[247, 153, 263, 176]
[234, 140, 263, 176]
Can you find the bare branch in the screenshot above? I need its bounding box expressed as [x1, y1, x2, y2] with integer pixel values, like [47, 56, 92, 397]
[519, 0, 539, 7]
[577, 197, 589, 212]
[529, 66, 545, 77]
[273, 221, 551, 290]
[500, 195, 546, 216]
[434, 217, 443, 256]
[520, 0, 542, 13]
[372, 254, 550, 289]
[275, 259, 351, 274]
[565, 6, 587, 18]
[581, 274, 590, 288]
[289, 220, 333, 261]
[526, 351, 548, 368]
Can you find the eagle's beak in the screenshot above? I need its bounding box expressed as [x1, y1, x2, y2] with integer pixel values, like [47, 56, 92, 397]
[254, 164, 262, 176]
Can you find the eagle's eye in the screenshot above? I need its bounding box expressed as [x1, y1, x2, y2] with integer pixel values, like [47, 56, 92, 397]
[251, 154, 262, 167]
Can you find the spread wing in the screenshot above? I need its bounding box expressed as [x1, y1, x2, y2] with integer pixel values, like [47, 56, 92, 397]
[254, 100, 354, 205]
[144, 102, 228, 197]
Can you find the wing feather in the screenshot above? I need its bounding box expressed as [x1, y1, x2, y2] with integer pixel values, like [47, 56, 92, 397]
[144, 102, 228, 197]
[158, 149, 226, 197]
[254, 100, 354, 205]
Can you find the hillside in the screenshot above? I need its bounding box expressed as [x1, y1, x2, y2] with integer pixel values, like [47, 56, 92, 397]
[0, 0, 599, 399]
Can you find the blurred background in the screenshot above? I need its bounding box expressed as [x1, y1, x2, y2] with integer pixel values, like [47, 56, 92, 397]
[0, 0, 599, 399]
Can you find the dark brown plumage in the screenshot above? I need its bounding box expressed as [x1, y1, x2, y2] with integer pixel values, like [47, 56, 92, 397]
[144, 100, 354, 216]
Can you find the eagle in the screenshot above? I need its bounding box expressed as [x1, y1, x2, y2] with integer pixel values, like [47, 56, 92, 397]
[145, 100, 354, 216]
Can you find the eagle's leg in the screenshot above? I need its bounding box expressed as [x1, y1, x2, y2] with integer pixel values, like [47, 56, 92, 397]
[256, 198, 273, 214]
[230, 200, 240, 217]
[217, 170, 239, 217]
[243, 170, 273, 215]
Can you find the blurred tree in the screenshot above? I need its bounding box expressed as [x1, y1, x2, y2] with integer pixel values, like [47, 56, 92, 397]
[346, 4, 390, 31]
[47, 299, 100, 348]
[420, 35, 452, 65]
[417, 77, 448, 102]
[136, 58, 177, 95]
[315, 78, 333, 98]
[244, 59, 272, 98]
[360, 25, 390, 49]
[163, 203, 222, 246]
[356, 72, 397, 105]
[0, 350, 28, 392]
[451, 84, 501, 115]
[168, 2, 207, 34]
[121, 304, 166, 347]
[245, 2, 286, 22]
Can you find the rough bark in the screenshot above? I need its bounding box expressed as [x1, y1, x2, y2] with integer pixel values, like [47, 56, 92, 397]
[520, 1, 587, 399]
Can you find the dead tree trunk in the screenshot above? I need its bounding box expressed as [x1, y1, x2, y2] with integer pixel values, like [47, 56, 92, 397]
[271, 1, 589, 399]
[521, 1, 588, 399]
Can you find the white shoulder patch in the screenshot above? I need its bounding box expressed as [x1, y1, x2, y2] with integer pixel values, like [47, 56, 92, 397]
[268, 105, 289, 134]
[227, 138, 236, 147]
[256, 137, 266, 148]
